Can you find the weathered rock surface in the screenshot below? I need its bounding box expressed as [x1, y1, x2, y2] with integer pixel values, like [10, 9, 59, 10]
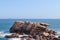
[5, 21, 60, 40]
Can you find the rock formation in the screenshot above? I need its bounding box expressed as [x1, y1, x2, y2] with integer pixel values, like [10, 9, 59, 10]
[5, 21, 60, 40]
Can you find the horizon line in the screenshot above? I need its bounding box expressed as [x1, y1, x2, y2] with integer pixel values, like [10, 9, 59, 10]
[0, 18, 60, 19]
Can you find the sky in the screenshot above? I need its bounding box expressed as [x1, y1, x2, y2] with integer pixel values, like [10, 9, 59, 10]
[0, 0, 60, 19]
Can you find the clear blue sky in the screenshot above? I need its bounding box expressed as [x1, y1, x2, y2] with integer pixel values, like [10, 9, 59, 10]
[0, 0, 60, 19]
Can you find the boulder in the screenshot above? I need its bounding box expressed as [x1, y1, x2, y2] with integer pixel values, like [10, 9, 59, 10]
[9, 21, 59, 40]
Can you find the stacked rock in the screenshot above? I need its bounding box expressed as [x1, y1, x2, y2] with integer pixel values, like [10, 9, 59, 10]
[5, 21, 60, 40]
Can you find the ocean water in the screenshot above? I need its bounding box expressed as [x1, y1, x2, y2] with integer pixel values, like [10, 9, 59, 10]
[0, 19, 60, 40]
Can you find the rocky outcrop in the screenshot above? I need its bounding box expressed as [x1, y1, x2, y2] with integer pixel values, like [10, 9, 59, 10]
[5, 21, 60, 40]
[10, 21, 49, 34]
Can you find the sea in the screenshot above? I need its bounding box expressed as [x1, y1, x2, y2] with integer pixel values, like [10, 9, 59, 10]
[0, 19, 60, 40]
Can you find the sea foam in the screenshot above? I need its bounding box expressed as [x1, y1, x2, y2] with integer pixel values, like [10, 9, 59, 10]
[8, 38, 27, 40]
